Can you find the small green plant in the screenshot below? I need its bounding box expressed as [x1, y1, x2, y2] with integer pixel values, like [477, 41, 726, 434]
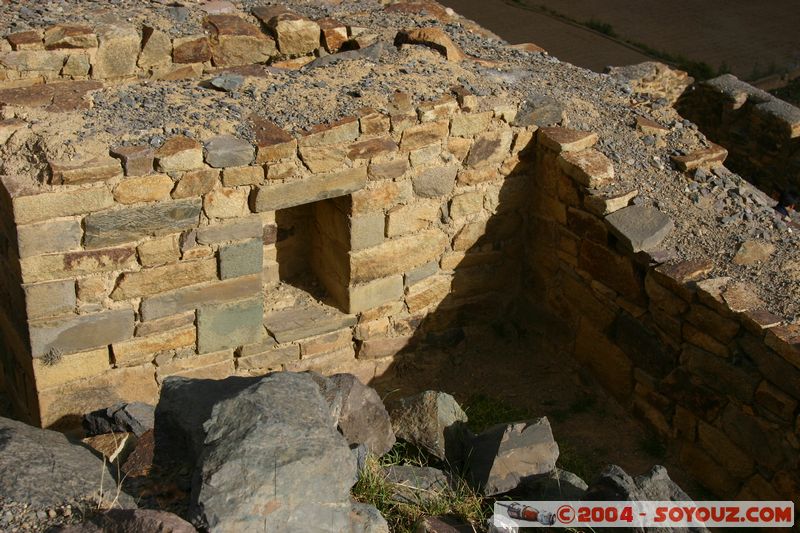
[351, 444, 490, 533]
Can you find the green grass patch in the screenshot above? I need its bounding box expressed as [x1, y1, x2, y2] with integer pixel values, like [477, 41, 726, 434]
[351, 443, 490, 533]
[462, 394, 533, 434]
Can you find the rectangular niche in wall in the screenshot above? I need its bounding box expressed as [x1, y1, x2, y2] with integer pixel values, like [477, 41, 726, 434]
[272, 197, 351, 313]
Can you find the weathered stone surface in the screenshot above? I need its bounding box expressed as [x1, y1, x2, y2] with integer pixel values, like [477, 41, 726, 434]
[137, 234, 181, 267]
[584, 465, 700, 512]
[141, 274, 261, 320]
[465, 129, 513, 168]
[400, 120, 449, 151]
[156, 136, 204, 172]
[197, 297, 263, 353]
[558, 149, 615, 188]
[383, 465, 451, 505]
[765, 323, 800, 369]
[584, 189, 638, 216]
[350, 503, 389, 533]
[467, 418, 558, 495]
[671, 143, 728, 171]
[219, 238, 263, 279]
[50, 156, 123, 185]
[386, 200, 440, 237]
[265, 306, 357, 344]
[188, 373, 355, 531]
[84, 402, 155, 438]
[204, 14, 276, 67]
[113, 326, 196, 366]
[253, 166, 367, 211]
[348, 276, 404, 314]
[84, 198, 202, 248]
[681, 345, 758, 402]
[25, 279, 76, 320]
[20, 246, 137, 283]
[204, 135, 255, 168]
[111, 258, 217, 300]
[173, 35, 211, 63]
[318, 18, 348, 53]
[172, 168, 219, 199]
[32, 347, 109, 391]
[138, 27, 172, 68]
[351, 229, 447, 283]
[251, 114, 296, 163]
[733, 240, 775, 266]
[326, 373, 395, 456]
[197, 217, 262, 244]
[29, 308, 134, 358]
[412, 165, 458, 198]
[16, 218, 82, 258]
[113, 174, 173, 204]
[0, 416, 135, 508]
[44, 24, 97, 50]
[6, 30, 43, 51]
[299, 144, 347, 173]
[391, 391, 469, 462]
[300, 117, 360, 148]
[450, 111, 493, 137]
[93, 23, 139, 79]
[254, 6, 321, 56]
[513, 95, 564, 127]
[605, 206, 674, 252]
[110, 145, 155, 177]
[222, 165, 263, 186]
[394, 28, 465, 61]
[538, 127, 598, 152]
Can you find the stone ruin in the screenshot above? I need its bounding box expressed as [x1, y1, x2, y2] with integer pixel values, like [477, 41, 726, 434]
[0, 0, 797, 508]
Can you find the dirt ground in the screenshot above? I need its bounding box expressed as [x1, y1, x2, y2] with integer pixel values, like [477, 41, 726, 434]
[372, 327, 706, 499]
[439, 0, 800, 79]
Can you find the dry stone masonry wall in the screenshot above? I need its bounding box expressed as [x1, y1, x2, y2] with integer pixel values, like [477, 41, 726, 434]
[0, 0, 797, 506]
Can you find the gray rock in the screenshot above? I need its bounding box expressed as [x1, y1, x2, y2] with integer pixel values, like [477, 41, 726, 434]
[583, 465, 709, 533]
[412, 166, 458, 198]
[329, 373, 395, 456]
[190, 373, 356, 532]
[467, 418, 559, 496]
[517, 468, 587, 500]
[390, 391, 470, 463]
[415, 515, 474, 532]
[60, 509, 196, 533]
[307, 43, 385, 68]
[0, 416, 135, 508]
[155, 375, 261, 464]
[84, 198, 202, 248]
[350, 502, 389, 533]
[204, 134, 255, 168]
[218, 239, 263, 280]
[383, 465, 451, 505]
[84, 402, 154, 437]
[196, 297, 264, 354]
[306, 371, 346, 427]
[210, 74, 244, 92]
[605, 206, 674, 252]
[513, 95, 564, 127]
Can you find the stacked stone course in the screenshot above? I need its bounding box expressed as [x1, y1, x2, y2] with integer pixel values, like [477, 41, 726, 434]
[525, 126, 800, 502]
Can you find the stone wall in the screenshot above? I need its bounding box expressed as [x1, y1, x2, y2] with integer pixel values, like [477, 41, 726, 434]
[676, 74, 800, 195]
[523, 126, 800, 501]
[0, 9, 341, 87]
[0, 89, 531, 429]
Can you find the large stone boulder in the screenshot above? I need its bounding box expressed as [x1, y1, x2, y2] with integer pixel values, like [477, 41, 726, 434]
[189, 372, 357, 532]
[584, 465, 709, 533]
[0, 416, 135, 508]
[350, 502, 390, 533]
[516, 468, 588, 500]
[154, 375, 259, 464]
[329, 373, 395, 456]
[390, 391, 470, 463]
[466, 418, 559, 496]
[84, 402, 155, 437]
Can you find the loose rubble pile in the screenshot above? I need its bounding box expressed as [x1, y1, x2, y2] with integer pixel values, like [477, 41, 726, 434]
[0, 371, 707, 532]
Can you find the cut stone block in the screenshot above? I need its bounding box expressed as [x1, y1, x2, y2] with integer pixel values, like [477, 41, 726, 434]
[219, 239, 263, 279]
[605, 206, 674, 253]
[49, 156, 123, 186]
[140, 274, 261, 321]
[264, 306, 357, 344]
[172, 35, 211, 63]
[44, 24, 97, 50]
[84, 198, 202, 248]
[204, 14, 276, 67]
[204, 134, 255, 168]
[253, 6, 320, 56]
[16, 218, 82, 258]
[412, 165, 458, 198]
[197, 217, 263, 244]
[394, 28, 465, 62]
[93, 23, 139, 79]
[24, 280, 76, 320]
[197, 297, 264, 353]
[110, 145, 155, 176]
[20, 246, 137, 284]
[29, 308, 135, 358]
[558, 149, 615, 188]
[110, 258, 218, 300]
[253, 166, 367, 211]
[155, 136, 204, 172]
[138, 27, 172, 68]
[538, 127, 598, 152]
